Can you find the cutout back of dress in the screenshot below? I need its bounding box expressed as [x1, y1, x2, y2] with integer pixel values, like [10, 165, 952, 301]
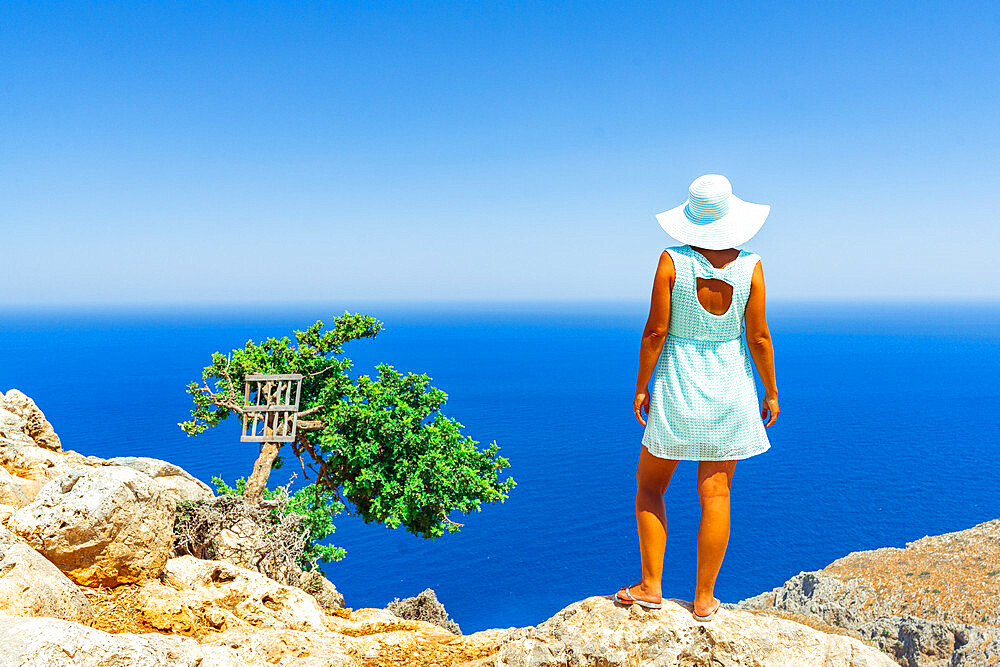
[663, 245, 760, 342]
[696, 277, 733, 316]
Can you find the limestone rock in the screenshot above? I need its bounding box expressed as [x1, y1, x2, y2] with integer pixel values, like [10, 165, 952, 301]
[320, 607, 509, 666]
[739, 518, 1000, 666]
[0, 504, 18, 524]
[2, 389, 61, 451]
[0, 615, 205, 667]
[0, 524, 94, 624]
[103, 455, 215, 503]
[494, 596, 895, 666]
[0, 614, 359, 666]
[300, 569, 346, 612]
[138, 555, 330, 641]
[197, 628, 359, 666]
[0, 605, 503, 666]
[387, 588, 460, 634]
[0, 465, 31, 509]
[863, 615, 1000, 666]
[0, 408, 30, 446]
[0, 408, 95, 493]
[740, 571, 876, 629]
[8, 466, 176, 586]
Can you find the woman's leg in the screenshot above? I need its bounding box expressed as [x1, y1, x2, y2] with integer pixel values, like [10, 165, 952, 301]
[694, 459, 736, 615]
[628, 445, 679, 602]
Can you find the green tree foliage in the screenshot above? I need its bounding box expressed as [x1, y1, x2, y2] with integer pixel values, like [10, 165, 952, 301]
[180, 312, 515, 557]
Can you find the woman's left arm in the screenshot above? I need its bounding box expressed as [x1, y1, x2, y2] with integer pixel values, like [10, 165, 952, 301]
[634, 251, 674, 426]
[745, 259, 779, 427]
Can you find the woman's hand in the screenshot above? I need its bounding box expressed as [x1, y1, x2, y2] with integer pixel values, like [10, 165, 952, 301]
[761, 393, 779, 428]
[634, 387, 651, 426]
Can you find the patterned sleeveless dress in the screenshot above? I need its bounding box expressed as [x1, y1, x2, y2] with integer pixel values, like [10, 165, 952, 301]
[641, 245, 771, 461]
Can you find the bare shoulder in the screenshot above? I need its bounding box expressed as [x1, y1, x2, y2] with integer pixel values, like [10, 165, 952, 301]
[656, 250, 676, 285]
[659, 250, 675, 274]
[647, 250, 676, 294]
[749, 258, 766, 298]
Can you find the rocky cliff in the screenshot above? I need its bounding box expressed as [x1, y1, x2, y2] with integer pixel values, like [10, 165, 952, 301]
[0, 389, 992, 666]
[739, 519, 1000, 666]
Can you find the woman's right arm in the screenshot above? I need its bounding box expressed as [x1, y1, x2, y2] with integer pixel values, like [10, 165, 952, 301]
[745, 260, 779, 427]
[634, 251, 674, 426]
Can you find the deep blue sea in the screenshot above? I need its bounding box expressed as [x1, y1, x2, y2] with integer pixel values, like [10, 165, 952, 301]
[1, 302, 998, 633]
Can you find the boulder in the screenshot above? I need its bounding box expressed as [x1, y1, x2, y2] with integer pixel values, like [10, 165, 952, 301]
[103, 456, 214, 503]
[494, 596, 896, 666]
[8, 466, 176, 586]
[138, 555, 331, 641]
[2, 389, 61, 451]
[0, 524, 94, 624]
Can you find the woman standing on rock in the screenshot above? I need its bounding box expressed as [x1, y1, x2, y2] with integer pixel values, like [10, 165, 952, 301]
[615, 174, 779, 622]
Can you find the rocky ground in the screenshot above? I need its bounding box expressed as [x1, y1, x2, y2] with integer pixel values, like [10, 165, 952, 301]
[0, 388, 992, 665]
[739, 520, 1000, 666]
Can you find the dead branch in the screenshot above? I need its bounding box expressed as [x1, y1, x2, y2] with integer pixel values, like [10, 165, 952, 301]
[297, 420, 325, 432]
[295, 404, 325, 419]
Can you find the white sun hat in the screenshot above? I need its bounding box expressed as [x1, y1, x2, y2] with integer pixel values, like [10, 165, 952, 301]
[655, 174, 770, 250]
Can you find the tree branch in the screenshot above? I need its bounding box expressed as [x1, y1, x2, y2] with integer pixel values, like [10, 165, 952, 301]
[297, 420, 326, 432]
[295, 405, 325, 419]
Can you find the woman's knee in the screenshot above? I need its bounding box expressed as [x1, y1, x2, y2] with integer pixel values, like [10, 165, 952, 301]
[636, 468, 667, 496]
[697, 466, 734, 502]
[698, 479, 731, 503]
[635, 448, 676, 494]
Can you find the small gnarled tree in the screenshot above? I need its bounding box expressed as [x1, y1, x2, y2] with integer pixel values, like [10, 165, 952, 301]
[179, 312, 515, 554]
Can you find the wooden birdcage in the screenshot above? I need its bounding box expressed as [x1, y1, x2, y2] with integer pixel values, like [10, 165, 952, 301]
[241, 374, 303, 443]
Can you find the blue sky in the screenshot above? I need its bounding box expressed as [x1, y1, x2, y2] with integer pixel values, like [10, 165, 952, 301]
[2, 1, 998, 305]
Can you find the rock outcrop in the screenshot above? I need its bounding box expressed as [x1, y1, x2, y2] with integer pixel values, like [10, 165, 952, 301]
[0, 616, 204, 667]
[138, 555, 331, 640]
[495, 596, 895, 666]
[387, 588, 461, 634]
[301, 569, 347, 612]
[102, 455, 215, 503]
[740, 518, 1000, 666]
[2, 389, 62, 451]
[0, 465, 31, 508]
[0, 612, 502, 666]
[0, 524, 94, 625]
[1, 388, 996, 666]
[8, 466, 176, 586]
[0, 405, 100, 498]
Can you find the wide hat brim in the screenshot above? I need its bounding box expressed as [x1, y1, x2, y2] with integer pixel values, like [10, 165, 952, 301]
[655, 195, 770, 250]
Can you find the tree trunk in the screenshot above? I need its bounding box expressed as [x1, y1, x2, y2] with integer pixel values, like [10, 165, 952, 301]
[244, 441, 279, 502]
[243, 380, 278, 503]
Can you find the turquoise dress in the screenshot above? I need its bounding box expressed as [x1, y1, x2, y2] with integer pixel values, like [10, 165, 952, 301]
[642, 245, 770, 461]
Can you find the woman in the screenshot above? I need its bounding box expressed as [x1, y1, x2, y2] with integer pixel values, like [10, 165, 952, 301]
[614, 174, 779, 622]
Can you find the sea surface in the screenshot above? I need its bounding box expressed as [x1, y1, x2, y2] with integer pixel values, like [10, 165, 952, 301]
[1, 301, 998, 632]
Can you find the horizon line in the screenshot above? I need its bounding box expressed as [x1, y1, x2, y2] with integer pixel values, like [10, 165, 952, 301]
[2, 297, 1000, 312]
